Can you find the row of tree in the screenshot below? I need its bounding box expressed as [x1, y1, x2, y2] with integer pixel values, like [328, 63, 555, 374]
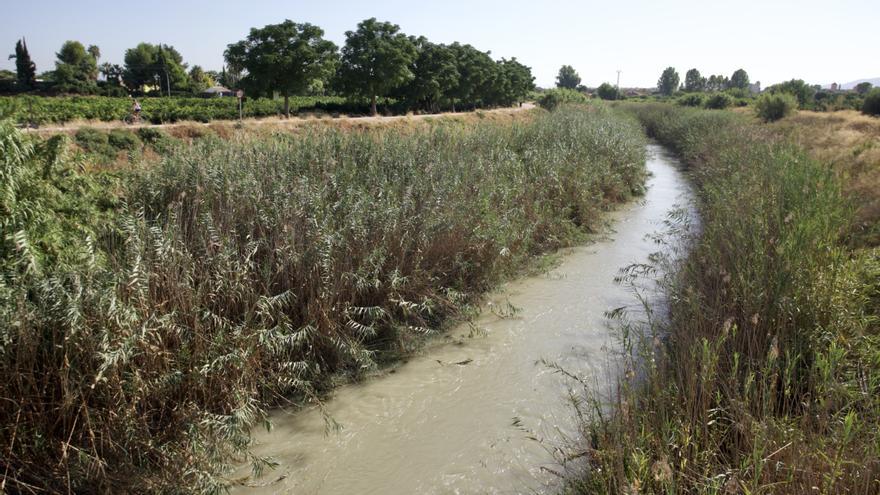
[659, 67, 751, 95]
[5, 19, 536, 116]
[6, 38, 223, 96]
[224, 18, 534, 116]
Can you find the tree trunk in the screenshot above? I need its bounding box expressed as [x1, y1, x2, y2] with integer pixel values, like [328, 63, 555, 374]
[284, 93, 290, 119]
[371, 94, 377, 116]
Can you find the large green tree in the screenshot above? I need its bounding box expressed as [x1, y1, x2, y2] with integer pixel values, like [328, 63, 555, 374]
[225, 20, 338, 117]
[684, 68, 705, 92]
[657, 66, 680, 96]
[188, 65, 214, 93]
[54, 41, 98, 92]
[123, 43, 188, 95]
[854, 82, 873, 95]
[556, 65, 581, 89]
[497, 57, 535, 106]
[729, 68, 750, 90]
[446, 43, 495, 111]
[9, 38, 37, 90]
[398, 38, 459, 112]
[338, 18, 417, 115]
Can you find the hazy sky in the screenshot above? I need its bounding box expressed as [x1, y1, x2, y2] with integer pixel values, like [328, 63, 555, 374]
[3, 0, 877, 88]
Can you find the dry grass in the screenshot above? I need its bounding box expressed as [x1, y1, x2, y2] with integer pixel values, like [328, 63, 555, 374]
[768, 110, 880, 245]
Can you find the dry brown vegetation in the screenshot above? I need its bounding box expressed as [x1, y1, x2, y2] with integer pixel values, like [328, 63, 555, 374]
[769, 110, 880, 245]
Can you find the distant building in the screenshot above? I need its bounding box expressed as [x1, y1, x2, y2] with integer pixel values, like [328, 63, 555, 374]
[748, 81, 761, 94]
[830, 82, 839, 91]
[202, 85, 235, 97]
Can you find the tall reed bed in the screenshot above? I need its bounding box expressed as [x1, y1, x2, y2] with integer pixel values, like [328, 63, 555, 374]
[567, 104, 880, 493]
[0, 105, 646, 493]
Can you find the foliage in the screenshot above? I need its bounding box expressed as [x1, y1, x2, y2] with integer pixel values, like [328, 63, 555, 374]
[863, 88, 880, 116]
[225, 20, 339, 117]
[123, 43, 189, 95]
[556, 65, 581, 89]
[337, 18, 417, 115]
[0, 106, 647, 492]
[755, 92, 798, 121]
[567, 103, 880, 495]
[677, 92, 704, 107]
[9, 38, 37, 90]
[657, 66, 679, 96]
[596, 82, 619, 101]
[767, 78, 816, 108]
[706, 74, 729, 91]
[684, 68, 705, 92]
[855, 82, 873, 95]
[188, 65, 214, 93]
[729, 68, 750, 89]
[704, 92, 732, 109]
[0, 95, 396, 125]
[54, 41, 99, 93]
[396, 38, 459, 112]
[537, 88, 588, 110]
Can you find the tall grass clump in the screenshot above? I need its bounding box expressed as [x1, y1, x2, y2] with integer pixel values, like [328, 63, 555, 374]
[0, 105, 647, 493]
[565, 103, 880, 494]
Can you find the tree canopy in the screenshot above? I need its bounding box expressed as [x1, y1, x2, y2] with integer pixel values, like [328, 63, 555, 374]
[54, 41, 98, 92]
[123, 43, 189, 95]
[9, 38, 37, 90]
[657, 67, 680, 96]
[337, 18, 417, 115]
[684, 68, 705, 92]
[729, 68, 750, 90]
[556, 65, 581, 89]
[597, 82, 619, 100]
[225, 20, 338, 116]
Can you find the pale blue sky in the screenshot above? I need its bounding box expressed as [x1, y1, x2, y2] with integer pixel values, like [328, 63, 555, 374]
[3, 0, 877, 88]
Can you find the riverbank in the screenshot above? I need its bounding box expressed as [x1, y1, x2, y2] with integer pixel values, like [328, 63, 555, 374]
[230, 144, 693, 494]
[567, 104, 880, 493]
[0, 104, 647, 493]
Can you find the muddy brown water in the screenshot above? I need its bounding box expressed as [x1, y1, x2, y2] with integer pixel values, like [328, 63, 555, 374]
[232, 144, 693, 494]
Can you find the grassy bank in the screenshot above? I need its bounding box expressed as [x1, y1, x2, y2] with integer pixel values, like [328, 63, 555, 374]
[567, 104, 880, 494]
[0, 104, 646, 493]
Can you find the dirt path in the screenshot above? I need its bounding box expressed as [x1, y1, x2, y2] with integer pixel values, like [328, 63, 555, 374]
[25, 103, 536, 135]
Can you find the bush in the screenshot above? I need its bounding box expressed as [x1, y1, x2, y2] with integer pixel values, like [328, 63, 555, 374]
[107, 129, 140, 150]
[74, 127, 115, 158]
[704, 93, 732, 109]
[677, 93, 705, 107]
[862, 88, 880, 116]
[537, 88, 588, 110]
[755, 92, 797, 122]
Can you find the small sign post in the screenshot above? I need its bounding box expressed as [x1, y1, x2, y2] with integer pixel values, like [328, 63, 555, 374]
[236, 89, 244, 121]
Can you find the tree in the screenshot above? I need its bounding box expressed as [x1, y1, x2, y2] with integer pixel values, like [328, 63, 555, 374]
[657, 67, 680, 96]
[729, 68, 750, 90]
[99, 63, 124, 86]
[855, 82, 873, 95]
[9, 38, 37, 90]
[188, 65, 214, 93]
[684, 68, 705, 92]
[497, 57, 534, 106]
[446, 43, 496, 111]
[54, 41, 99, 92]
[768, 79, 815, 108]
[225, 21, 337, 117]
[556, 65, 581, 89]
[597, 82, 619, 100]
[123, 43, 189, 95]
[706, 74, 728, 92]
[398, 38, 459, 112]
[338, 18, 417, 115]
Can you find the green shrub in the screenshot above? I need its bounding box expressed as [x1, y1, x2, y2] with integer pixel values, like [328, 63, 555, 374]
[862, 88, 880, 116]
[677, 93, 705, 107]
[537, 88, 588, 110]
[107, 129, 140, 150]
[755, 92, 797, 122]
[704, 93, 732, 109]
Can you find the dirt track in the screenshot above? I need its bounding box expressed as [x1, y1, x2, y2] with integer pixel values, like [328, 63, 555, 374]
[26, 103, 536, 134]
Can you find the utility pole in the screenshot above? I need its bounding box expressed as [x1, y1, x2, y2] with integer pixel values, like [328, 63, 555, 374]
[616, 70, 621, 100]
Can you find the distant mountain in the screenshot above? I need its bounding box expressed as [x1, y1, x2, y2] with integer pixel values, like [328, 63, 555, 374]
[822, 77, 880, 90]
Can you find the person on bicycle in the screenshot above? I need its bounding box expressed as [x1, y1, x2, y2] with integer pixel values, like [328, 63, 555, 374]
[132, 99, 142, 118]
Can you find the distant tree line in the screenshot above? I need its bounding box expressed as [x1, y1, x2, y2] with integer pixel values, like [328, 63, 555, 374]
[660, 67, 752, 96]
[3, 19, 535, 116]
